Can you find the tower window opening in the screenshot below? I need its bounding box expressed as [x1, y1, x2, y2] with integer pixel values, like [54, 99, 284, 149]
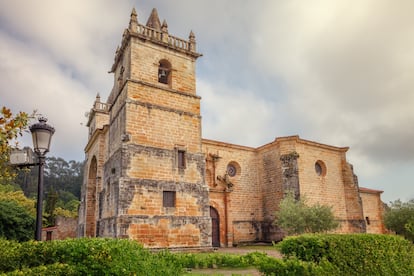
[178, 150, 186, 169]
[158, 59, 171, 84]
[163, 191, 176, 207]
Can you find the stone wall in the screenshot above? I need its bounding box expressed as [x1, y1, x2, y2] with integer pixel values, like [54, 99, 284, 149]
[274, 136, 365, 233]
[360, 188, 385, 233]
[130, 36, 197, 94]
[202, 139, 264, 245]
[90, 12, 211, 249]
[43, 216, 77, 241]
[256, 143, 284, 241]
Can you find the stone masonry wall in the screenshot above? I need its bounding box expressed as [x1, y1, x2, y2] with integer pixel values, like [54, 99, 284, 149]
[256, 143, 284, 241]
[125, 97, 201, 153]
[94, 18, 210, 248]
[282, 137, 365, 233]
[360, 189, 385, 233]
[130, 36, 197, 94]
[202, 139, 262, 245]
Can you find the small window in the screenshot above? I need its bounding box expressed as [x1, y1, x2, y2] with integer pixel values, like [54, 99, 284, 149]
[365, 216, 370, 225]
[315, 160, 327, 176]
[226, 161, 241, 177]
[227, 164, 237, 177]
[178, 150, 186, 169]
[163, 191, 176, 207]
[158, 59, 171, 84]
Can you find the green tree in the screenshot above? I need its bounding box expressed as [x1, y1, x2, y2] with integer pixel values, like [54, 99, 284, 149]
[0, 184, 35, 216]
[0, 200, 35, 241]
[0, 107, 30, 184]
[0, 184, 35, 241]
[44, 189, 58, 226]
[384, 199, 414, 241]
[275, 192, 338, 235]
[43, 157, 83, 199]
[14, 156, 83, 218]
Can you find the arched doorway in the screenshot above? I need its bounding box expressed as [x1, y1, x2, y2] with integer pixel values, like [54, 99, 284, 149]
[210, 206, 220, 247]
[85, 156, 97, 237]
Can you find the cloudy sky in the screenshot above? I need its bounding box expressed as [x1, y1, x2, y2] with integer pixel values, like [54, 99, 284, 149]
[1, 0, 413, 203]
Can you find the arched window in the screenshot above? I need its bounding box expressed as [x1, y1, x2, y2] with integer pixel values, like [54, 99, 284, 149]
[315, 160, 327, 177]
[227, 161, 241, 177]
[158, 59, 171, 84]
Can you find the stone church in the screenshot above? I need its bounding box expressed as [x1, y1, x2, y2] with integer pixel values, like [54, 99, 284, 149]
[78, 8, 385, 249]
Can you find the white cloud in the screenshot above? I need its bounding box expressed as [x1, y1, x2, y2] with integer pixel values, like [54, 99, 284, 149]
[0, 28, 91, 160]
[251, 1, 414, 162]
[1, 0, 413, 202]
[199, 79, 283, 147]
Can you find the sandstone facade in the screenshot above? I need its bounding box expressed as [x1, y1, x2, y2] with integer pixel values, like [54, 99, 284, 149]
[78, 8, 385, 249]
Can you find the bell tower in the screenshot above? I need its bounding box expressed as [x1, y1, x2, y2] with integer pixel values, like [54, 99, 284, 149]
[92, 8, 211, 249]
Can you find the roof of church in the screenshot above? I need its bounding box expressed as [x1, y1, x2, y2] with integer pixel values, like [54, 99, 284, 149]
[359, 187, 384, 194]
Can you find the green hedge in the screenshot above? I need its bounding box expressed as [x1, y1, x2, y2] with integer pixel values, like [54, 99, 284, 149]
[175, 251, 341, 275]
[174, 251, 268, 269]
[0, 238, 183, 275]
[3, 235, 411, 275]
[277, 234, 414, 275]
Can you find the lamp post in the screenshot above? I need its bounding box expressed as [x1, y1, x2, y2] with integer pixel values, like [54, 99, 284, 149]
[29, 117, 55, 241]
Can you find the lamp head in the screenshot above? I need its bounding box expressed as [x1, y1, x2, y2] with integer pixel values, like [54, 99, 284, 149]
[29, 117, 55, 156]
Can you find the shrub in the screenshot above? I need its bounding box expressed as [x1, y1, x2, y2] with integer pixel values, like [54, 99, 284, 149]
[257, 258, 341, 276]
[0, 238, 184, 275]
[0, 200, 35, 242]
[0, 239, 23, 272]
[174, 251, 341, 275]
[6, 263, 76, 275]
[277, 234, 414, 275]
[174, 252, 257, 269]
[275, 192, 338, 235]
[384, 199, 414, 241]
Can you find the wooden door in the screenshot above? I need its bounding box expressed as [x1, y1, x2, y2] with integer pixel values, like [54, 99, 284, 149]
[210, 207, 220, 247]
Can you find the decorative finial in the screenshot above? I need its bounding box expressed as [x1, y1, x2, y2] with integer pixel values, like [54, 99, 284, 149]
[129, 7, 138, 31]
[189, 30, 196, 41]
[161, 19, 168, 33]
[189, 30, 196, 51]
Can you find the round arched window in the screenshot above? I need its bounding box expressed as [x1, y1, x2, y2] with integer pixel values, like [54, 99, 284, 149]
[227, 164, 237, 177]
[315, 160, 327, 176]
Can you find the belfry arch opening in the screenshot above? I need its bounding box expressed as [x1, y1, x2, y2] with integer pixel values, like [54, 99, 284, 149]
[85, 156, 97, 237]
[158, 59, 171, 84]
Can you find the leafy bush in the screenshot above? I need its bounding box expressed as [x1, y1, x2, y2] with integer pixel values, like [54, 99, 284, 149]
[277, 234, 414, 275]
[175, 251, 268, 269]
[0, 239, 23, 272]
[0, 185, 36, 215]
[6, 263, 76, 275]
[0, 238, 183, 275]
[4, 236, 410, 275]
[0, 200, 35, 242]
[384, 199, 414, 241]
[257, 258, 340, 276]
[175, 251, 341, 275]
[275, 192, 338, 235]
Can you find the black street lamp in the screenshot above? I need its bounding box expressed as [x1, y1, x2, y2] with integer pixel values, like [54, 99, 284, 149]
[29, 117, 55, 241]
